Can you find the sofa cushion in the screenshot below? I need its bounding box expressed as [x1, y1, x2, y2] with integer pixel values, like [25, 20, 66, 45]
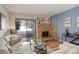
[0, 48, 9, 54]
[0, 38, 7, 48]
[0, 38, 10, 54]
[61, 42, 79, 49]
[3, 36, 10, 43]
[53, 47, 71, 54]
[67, 48, 79, 54]
[52, 42, 79, 54]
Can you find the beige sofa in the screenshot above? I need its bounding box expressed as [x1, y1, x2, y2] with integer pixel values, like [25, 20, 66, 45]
[51, 42, 79, 54]
[0, 34, 22, 54]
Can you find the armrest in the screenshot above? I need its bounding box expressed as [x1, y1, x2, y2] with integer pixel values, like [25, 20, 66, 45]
[0, 48, 9, 54]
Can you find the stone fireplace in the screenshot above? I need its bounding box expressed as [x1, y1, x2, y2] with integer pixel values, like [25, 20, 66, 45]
[38, 23, 56, 41]
[37, 17, 57, 41]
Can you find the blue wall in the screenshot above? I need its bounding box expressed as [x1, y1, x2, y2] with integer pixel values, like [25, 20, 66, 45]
[51, 6, 79, 39]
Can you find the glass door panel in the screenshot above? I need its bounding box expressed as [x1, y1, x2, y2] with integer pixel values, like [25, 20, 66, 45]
[15, 19, 27, 38]
[26, 20, 36, 38]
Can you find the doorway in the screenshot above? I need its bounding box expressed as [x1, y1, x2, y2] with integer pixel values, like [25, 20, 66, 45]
[15, 18, 36, 40]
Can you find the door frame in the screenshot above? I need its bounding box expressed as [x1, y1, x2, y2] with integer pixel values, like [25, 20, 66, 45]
[15, 18, 36, 39]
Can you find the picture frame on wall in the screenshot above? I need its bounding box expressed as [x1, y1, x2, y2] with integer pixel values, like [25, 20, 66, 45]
[76, 17, 79, 27]
[64, 17, 71, 27]
[37, 17, 41, 24]
[37, 17, 44, 24]
[37, 17, 50, 24]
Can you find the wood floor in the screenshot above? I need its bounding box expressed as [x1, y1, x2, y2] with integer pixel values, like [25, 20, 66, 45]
[43, 39, 62, 51]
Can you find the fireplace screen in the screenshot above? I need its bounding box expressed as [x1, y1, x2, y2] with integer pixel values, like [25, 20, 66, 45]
[42, 31, 49, 37]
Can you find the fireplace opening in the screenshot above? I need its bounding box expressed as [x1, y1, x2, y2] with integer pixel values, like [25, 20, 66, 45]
[42, 31, 49, 37]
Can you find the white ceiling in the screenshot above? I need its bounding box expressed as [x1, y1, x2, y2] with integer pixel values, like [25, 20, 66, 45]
[4, 4, 79, 16]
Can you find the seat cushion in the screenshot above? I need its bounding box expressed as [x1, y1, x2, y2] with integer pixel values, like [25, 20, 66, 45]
[0, 38, 7, 48]
[61, 42, 79, 49]
[52, 42, 79, 54]
[0, 48, 9, 54]
[53, 47, 71, 54]
[67, 48, 79, 54]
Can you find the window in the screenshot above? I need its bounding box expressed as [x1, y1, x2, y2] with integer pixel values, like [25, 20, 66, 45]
[0, 13, 7, 30]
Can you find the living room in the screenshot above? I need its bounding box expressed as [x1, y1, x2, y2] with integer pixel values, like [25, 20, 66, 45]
[0, 4, 79, 54]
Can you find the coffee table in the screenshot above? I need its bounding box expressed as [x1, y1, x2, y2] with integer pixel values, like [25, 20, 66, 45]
[34, 44, 47, 54]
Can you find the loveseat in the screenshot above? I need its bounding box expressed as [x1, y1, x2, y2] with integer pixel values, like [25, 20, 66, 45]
[51, 42, 79, 54]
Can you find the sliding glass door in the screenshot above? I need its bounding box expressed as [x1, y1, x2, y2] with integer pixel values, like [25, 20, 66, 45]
[15, 18, 36, 39]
